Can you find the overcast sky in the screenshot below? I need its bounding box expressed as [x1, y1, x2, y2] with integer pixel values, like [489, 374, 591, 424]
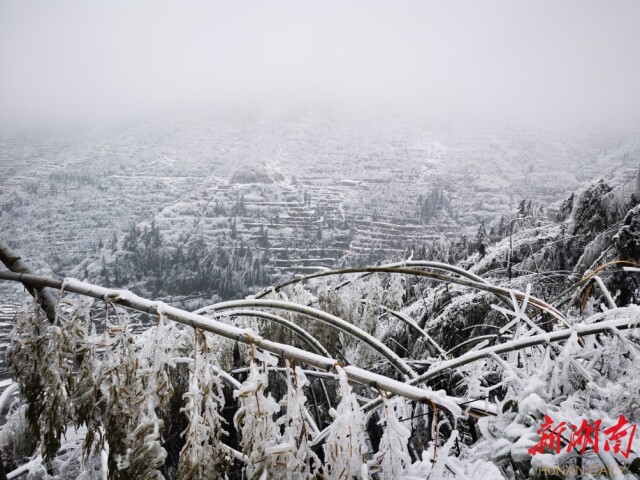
[1, 0, 639, 126]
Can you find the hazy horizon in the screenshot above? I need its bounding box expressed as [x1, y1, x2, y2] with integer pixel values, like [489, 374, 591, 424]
[1, 0, 640, 129]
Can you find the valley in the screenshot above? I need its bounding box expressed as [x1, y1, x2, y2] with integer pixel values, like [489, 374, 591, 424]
[1, 115, 638, 304]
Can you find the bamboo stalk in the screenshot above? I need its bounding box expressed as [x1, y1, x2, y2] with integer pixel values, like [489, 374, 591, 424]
[195, 299, 417, 379]
[255, 260, 492, 298]
[0, 272, 458, 412]
[308, 313, 640, 448]
[255, 265, 566, 326]
[363, 313, 640, 414]
[218, 308, 331, 358]
[379, 305, 446, 358]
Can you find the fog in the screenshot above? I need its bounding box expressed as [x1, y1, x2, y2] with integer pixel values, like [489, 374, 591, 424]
[1, 0, 640, 126]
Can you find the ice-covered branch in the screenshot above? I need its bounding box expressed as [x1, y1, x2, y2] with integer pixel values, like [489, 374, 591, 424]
[0, 242, 58, 323]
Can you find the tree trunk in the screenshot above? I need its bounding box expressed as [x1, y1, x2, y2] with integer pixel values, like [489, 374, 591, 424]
[0, 241, 57, 323]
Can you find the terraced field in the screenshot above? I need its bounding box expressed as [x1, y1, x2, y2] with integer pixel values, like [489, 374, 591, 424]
[1, 116, 638, 301]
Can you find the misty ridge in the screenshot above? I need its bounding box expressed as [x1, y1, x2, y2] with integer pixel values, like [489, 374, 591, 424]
[1, 1, 640, 480]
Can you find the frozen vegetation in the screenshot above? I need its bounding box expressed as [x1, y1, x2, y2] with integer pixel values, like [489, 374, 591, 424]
[0, 160, 639, 479]
[2, 0, 640, 476]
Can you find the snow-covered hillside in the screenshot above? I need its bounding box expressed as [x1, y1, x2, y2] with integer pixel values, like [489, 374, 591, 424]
[0, 168, 639, 479]
[1, 117, 638, 305]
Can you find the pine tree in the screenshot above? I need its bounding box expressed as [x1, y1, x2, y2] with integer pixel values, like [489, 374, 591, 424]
[475, 219, 487, 247]
[497, 216, 506, 238]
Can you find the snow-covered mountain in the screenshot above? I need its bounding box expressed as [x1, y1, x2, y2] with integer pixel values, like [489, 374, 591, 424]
[1, 116, 637, 305]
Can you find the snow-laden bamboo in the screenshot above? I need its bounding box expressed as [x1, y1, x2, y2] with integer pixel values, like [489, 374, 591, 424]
[2, 256, 640, 480]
